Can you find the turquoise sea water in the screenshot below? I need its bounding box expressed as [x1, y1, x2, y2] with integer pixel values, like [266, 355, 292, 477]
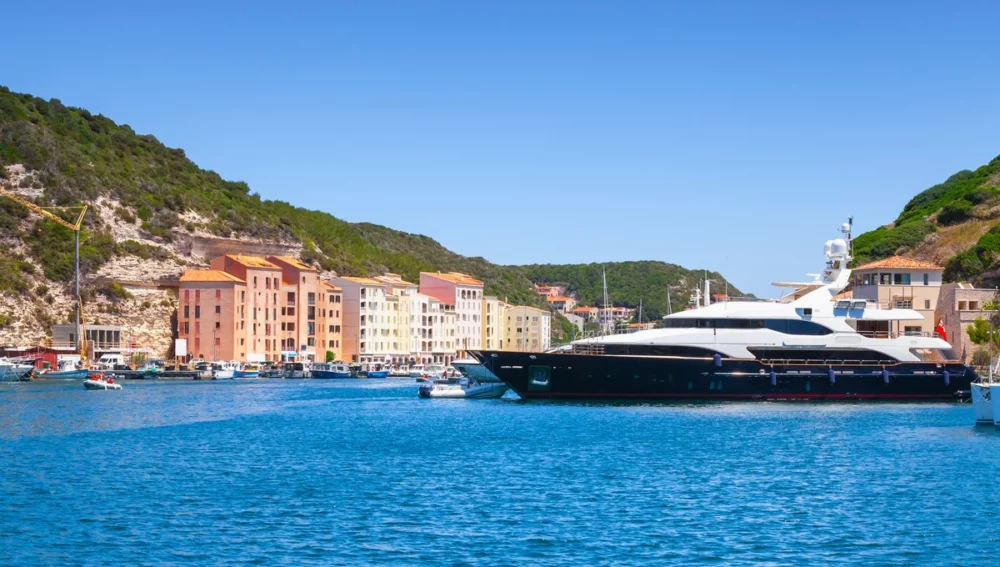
[2, 380, 999, 566]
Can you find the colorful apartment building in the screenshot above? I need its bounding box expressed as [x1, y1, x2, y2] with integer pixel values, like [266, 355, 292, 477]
[502, 305, 552, 352]
[482, 296, 508, 351]
[419, 272, 484, 356]
[209, 254, 284, 361]
[176, 269, 247, 361]
[331, 276, 396, 366]
[851, 256, 943, 337]
[321, 282, 344, 361]
[570, 306, 599, 322]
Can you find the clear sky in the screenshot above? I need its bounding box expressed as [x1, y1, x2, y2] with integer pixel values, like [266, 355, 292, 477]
[2, 1, 999, 296]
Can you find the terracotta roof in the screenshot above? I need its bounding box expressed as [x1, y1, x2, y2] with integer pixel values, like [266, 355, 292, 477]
[853, 256, 943, 271]
[571, 306, 598, 313]
[268, 255, 317, 271]
[322, 282, 342, 291]
[179, 269, 245, 284]
[421, 272, 484, 286]
[222, 254, 280, 270]
[547, 296, 572, 302]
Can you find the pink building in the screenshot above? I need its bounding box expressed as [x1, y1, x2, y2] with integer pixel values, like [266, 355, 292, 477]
[267, 256, 340, 361]
[419, 272, 484, 357]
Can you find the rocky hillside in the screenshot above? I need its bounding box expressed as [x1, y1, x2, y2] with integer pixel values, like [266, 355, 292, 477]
[0, 86, 740, 352]
[852, 155, 1000, 283]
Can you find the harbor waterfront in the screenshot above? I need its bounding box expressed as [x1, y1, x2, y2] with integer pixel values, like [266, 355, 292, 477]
[2, 379, 999, 565]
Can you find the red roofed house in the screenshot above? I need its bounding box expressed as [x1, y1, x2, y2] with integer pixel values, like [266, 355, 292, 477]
[546, 295, 576, 313]
[570, 306, 599, 323]
[851, 255, 944, 338]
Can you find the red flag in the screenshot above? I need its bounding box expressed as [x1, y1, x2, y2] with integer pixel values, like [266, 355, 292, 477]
[935, 320, 947, 342]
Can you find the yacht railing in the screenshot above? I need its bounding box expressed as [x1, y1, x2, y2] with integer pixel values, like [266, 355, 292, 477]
[758, 358, 896, 366]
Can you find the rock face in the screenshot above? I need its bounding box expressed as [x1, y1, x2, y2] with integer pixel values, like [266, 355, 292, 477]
[0, 168, 303, 357]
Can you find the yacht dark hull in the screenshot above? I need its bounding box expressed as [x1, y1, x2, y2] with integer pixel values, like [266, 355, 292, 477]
[470, 351, 974, 401]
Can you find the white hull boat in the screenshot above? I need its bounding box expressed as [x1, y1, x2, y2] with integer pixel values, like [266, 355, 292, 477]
[419, 381, 509, 399]
[972, 382, 994, 425]
[0, 361, 35, 382]
[84, 378, 122, 390]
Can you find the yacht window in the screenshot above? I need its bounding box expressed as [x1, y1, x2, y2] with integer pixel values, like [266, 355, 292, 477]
[909, 348, 958, 362]
[894, 273, 911, 285]
[802, 308, 813, 316]
[836, 300, 851, 309]
[851, 301, 867, 310]
[662, 318, 830, 335]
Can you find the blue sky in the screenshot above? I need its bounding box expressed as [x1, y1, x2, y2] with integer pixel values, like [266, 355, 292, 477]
[2, 1, 999, 296]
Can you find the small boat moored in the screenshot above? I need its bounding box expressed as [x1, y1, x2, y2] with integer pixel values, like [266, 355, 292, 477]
[83, 373, 123, 390]
[419, 378, 509, 399]
[311, 361, 352, 379]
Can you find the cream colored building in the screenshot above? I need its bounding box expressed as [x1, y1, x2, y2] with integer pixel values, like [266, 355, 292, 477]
[503, 305, 552, 352]
[331, 276, 396, 365]
[851, 256, 943, 337]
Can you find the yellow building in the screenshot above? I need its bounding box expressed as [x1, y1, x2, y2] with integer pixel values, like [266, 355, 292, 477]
[502, 305, 552, 352]
[482, 296, 508, 351]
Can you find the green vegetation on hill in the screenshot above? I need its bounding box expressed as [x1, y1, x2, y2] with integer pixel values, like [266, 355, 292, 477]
[0, 86, 548, 305]
[0, 85, 744, 326]
[852, 155, 1000, 284]
[517, 261, 743, 322]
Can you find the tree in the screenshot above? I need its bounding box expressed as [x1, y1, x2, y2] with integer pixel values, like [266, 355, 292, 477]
[967, 316, 1000, 348]
[325, 350, 334, 362]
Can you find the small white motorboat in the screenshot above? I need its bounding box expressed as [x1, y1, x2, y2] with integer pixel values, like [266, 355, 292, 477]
[83, 373, 123, 390]
[213, 361, 239, 380]
[419, 378, 508, 399]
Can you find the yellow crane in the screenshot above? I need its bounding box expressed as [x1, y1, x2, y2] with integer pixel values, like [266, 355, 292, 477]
[0, 187, 88, 360]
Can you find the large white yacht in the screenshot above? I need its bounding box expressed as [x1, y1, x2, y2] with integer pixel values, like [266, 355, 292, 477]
[472, 221, 975, 400]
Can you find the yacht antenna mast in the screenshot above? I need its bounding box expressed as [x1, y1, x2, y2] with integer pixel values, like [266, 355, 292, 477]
[667, 288, 672, 315]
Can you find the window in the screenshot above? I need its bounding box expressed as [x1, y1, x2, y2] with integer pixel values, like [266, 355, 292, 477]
[254, 276, 257, 286]
[215, 305, 221, 314]
[195, 290, 200, 301]
[194, 306, 201, 318]
[215, 337, 221, 346]
[879, 273, 891, 285]
[924, 299, 931, 309]
[923, 273, 929, 285]
[307, 337, 315, 346]
[308, 306, 315, 320]
[183, 322, 189, 334]
[215, 289, 221, 299]
[894, 300, 912, 309]
[307, 322, 316, 336]
[184, 289, 190, 302]
[893, 273, 911, 285]
[184, 306, 189, 318]
[215, 322, 220, 329]
[904, 326, 922, 336]
[308, 292, 315, 305]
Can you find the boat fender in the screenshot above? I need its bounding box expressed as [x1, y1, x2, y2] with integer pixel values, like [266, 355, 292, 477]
[943, 370, 950, 386]
[769, 371, 776, 387]
[882, 369, 890, 384]
[828, 368, 835, 384]
[713, 354, 722, 368]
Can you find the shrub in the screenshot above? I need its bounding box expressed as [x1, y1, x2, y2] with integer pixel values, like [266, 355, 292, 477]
[938, 200, 972, 225]
[326, 350, 335, 362]
[972, 349, 991, 367]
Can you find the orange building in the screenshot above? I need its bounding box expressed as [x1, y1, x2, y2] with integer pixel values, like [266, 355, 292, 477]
[320, 282, 344, 361]
[210, 254, 284, 362]
[177, 269, 247, 361]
